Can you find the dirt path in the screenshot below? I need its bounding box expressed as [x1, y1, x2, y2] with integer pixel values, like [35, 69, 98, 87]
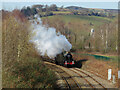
[44, 61, 116, 89]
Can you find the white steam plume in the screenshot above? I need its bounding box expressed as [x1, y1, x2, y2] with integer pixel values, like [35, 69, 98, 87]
[31, 15, 72, 58]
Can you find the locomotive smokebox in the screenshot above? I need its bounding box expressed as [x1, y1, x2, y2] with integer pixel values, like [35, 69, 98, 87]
[55, 51, 75, 67]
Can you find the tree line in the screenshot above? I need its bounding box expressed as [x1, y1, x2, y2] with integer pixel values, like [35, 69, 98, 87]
[21, 4, 58, 17]
[21, 4, 117, 18]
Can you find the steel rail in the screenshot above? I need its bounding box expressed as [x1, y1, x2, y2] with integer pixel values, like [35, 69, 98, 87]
[72, 68, 106, 89]
[44, 61, 81, 89]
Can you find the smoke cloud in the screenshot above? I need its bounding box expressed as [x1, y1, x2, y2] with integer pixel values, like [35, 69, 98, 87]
[31, 15, 72, 58]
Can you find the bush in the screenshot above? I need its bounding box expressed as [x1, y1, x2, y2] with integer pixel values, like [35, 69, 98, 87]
[3, 57, 57, 88]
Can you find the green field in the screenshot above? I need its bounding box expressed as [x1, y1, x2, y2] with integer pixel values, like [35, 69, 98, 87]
[42, 15, 113, 30]
[43, 15, 113, 22]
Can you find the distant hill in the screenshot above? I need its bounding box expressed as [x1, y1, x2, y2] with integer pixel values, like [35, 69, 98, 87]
[65, 6, 88, 11]
[66, 6, 118, 14]
[104, 9, 118, 14]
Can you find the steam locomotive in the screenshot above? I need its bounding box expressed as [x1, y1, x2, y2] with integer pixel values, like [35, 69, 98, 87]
[55, 52, 75, 67]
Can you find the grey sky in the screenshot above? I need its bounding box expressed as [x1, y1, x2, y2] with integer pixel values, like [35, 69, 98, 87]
[1, 1, 119, 11]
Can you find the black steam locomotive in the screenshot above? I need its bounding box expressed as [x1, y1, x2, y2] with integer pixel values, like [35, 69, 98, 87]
[55, 52, 75, 67]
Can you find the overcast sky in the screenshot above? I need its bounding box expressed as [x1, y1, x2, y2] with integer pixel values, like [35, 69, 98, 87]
[1, 0, 119, 11]
[1, 0, 119, 2]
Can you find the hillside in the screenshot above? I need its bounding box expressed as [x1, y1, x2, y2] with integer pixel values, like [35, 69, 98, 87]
[66, 6, 118, 13]
[65, 6, 88, 11]
[42, 14, 118, 53]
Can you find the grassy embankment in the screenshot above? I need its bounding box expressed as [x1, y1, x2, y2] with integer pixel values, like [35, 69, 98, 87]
[2, 10, 57, 88]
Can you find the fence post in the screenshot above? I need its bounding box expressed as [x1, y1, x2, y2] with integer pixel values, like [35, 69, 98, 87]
[108, 69, 112, 80]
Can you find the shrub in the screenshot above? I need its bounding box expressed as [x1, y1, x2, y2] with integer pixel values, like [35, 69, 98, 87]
[3, 57, 57, 88]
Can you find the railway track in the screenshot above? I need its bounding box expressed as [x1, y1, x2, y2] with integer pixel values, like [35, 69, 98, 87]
[71, 68, 115, 88]
[69, 68, 106, 89]
[45, 62, 81, 89]
[44, 61, 115, 89]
